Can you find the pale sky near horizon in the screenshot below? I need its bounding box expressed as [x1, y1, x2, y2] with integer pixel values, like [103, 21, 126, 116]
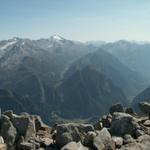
[0, 0, 150, 42]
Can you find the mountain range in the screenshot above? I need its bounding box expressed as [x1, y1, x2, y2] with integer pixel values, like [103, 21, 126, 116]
[0, 35, 149, 123]
[99, 40, 150, 80]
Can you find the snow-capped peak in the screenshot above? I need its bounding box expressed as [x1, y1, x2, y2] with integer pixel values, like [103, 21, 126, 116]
[50, 34, 64, 41]
[12, 37, 18, 41]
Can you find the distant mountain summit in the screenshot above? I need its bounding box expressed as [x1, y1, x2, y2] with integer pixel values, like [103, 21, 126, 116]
[50, 34, 65, 41]
[100, 40, 150, 81]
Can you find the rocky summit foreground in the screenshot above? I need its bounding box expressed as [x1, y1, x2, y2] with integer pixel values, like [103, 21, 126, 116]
[0, 102, 150, 150]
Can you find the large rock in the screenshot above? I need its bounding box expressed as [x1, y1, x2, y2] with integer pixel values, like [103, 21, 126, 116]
[109, 103, 124, 115]
[119, 142, 150, 150]
[0, 136, 4, 144]
[0, 144, 6, 150]
[2, 111, 36, 141]
[34, 115, 46, 131]
[121, 135, 150, 150]
[110, 112, 139, 136]
[12, 114, 36, 141]
[61, 141, 88, 150]
[55, 123, 94, 147]
[93, 128, 115, 150]
[139, 102, 150, 115]
[33, 137, 53, 147]
[0, 136, 6, 150]
[0, 115, 17, 149]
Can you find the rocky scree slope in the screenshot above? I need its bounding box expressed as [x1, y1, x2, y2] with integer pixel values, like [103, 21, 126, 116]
[0, 102, 150, 150]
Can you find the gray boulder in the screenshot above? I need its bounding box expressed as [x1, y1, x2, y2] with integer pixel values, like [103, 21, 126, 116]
[119, 142, 150, 150]
[139, 102, 150, 115]
[123, 134, 136, 144]
[110, 112, 139, 136]
[137, 134, 150, 143]
[3, 110, 14, 120]
[56, 123, 94, 147]
[101, 115, 112, 128]
[0, 136, 4, 144]
[34, 115, 45, 131]
[112, 136, 123, 148]
[125, 107, 135, 115]
[135, 129, 145, 138]
[93, 128, 115, 150]
[109, 103, 124, 115]
[84, 131, 96, 146]
[121, 135, 150, 150]
[0, 115, 17, 149]
[61, 141, 89, 150]
[0, 144, 6, 150]
[0, 137, 6, 150]
[143, 120, 150, 127]
[12, 115, 36, 141]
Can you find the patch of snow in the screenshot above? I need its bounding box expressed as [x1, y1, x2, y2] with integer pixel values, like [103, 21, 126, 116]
[13, 37, 17, 41]
[52, 34, 63, 41]
[0, 41, 17, 50]
[21, 42, 25, 45]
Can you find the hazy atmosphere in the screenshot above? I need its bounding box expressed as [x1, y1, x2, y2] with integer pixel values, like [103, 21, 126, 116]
[1, 0, 150, 41]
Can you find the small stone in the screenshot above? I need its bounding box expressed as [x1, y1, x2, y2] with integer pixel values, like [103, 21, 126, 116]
[34, 116, 46, 131]
[137, 135, 150, 143]
[0, 144, 7, 150]
[28, 139, 40, 149]
[20, 142, 36, 150]
[139, 102, 150, 116]
[123, 134, 136, 144]
[143, 120, 150, 127]
[119, 142, 150, 150]
[135, 129, 145, 138]
[3, 110, 14, 120]
[112, 136, 123, 148]
[125, 107, 135, 115]
[101, 115, 112, 128]
[0, 136, 4, 144]
[61, 141, 89, 150]
[93, 128, 115, 150]
[84, 131, 96, 146]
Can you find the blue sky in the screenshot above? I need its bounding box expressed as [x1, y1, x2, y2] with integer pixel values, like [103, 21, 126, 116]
[0, 0, 150, 41]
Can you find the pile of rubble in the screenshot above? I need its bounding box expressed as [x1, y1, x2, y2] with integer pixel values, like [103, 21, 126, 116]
[0, 102, 150, 150]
